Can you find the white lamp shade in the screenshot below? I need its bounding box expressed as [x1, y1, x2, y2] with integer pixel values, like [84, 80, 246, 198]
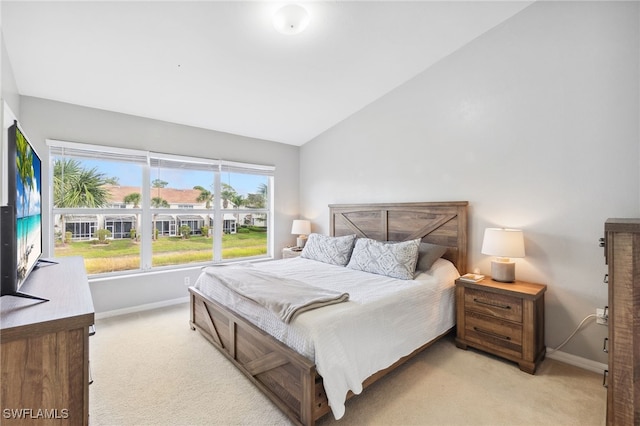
[481, 228, 525, 258]
[291, 220, 311, 236]
[273, 4, 310, 35]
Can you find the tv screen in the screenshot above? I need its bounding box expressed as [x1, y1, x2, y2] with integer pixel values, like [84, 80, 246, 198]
[13, 124, 42, 287]
[1, 121, 45, 299]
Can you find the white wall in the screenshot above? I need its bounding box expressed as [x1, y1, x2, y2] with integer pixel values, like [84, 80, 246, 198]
[1, 37, 19, 115]
[300, 1, 639, 364]
[19, 96, 300, 313]
[1, 20, 21, 205]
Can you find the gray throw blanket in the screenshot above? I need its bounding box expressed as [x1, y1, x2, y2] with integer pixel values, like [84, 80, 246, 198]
[203, 266, 349, 323]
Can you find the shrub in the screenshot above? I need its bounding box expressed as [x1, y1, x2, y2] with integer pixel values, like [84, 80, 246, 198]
[179, 225, 192, 239]
[201, 225, 210, 237]
[65, 231, 72, 244]
[130, 228, 137, 239]
[95, 229, 112, 244]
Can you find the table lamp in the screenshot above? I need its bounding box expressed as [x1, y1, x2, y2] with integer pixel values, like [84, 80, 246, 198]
[481, 228, 525, 283]
[291, 220, 311, 248]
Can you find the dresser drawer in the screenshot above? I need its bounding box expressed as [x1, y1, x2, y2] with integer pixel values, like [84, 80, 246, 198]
[464, 288, 523, 323]
[464, 311, 523, 358]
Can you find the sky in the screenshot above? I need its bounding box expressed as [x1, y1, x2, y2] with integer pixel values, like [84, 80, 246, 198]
[76, 158, 267, 197]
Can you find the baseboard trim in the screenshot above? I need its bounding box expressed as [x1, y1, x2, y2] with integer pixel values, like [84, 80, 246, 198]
[546, 348, 608, 374]
[95, 297, 190, 320]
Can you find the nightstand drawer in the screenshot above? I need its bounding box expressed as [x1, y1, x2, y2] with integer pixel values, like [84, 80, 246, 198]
[455, 277, 546, 374]
[465, 311, 522, 358]
[464, 288, 523, 323]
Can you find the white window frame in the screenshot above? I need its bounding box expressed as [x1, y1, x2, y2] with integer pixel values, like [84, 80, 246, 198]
[47, 139, 275, 277]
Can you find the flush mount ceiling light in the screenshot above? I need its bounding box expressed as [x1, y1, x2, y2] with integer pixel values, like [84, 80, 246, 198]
[273, 4, 310, 35]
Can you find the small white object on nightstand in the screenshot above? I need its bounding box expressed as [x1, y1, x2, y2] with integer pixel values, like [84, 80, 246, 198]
[282, 247, 302, 259]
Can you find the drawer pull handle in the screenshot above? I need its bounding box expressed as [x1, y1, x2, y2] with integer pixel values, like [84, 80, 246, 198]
[473, 326, 511, 341]
[603, 274, 608, 284]
[473, 298, 511, 310]
[602, 369, 608, 388]
[603, 337, 609, 353]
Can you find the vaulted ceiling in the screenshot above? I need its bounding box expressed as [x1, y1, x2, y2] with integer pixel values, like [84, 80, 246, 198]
[2, 1, 533, 146]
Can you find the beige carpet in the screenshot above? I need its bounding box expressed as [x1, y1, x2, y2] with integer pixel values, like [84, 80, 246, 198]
[90, 303, 606, 425]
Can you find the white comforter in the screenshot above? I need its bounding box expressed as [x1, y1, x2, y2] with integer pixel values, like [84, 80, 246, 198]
[194, 257, 458, 419]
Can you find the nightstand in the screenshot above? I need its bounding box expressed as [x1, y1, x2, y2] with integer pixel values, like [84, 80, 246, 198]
[455, 277, 547, 374]
[282, 247, 303, 259]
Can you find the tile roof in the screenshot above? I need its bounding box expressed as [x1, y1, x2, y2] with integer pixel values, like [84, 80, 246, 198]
[104, 185, 206, 206]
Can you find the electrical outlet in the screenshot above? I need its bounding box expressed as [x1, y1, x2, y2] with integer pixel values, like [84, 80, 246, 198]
[596, 307, 608, 325]
[184, 276, 190, 286]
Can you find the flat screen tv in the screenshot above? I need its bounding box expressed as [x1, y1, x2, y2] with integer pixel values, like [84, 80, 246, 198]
[1, 121, 49, 301]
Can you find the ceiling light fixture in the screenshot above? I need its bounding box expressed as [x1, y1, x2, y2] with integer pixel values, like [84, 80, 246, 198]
[273, 4, 310, 35]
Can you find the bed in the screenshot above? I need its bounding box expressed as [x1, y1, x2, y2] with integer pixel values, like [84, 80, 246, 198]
[189, 201, 468, 426]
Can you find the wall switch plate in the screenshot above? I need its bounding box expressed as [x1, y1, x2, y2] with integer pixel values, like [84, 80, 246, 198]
[184, 276, 190, 286]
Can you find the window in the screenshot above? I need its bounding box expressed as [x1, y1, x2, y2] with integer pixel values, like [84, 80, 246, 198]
[48, 140, 274, 277]
[219, 163, 271, 260]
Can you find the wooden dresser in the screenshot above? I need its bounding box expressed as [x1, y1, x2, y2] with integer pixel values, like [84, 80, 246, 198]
[603, 219, 640, 425]
[455, 277, 546, 374]
[1, 257, 94, 426]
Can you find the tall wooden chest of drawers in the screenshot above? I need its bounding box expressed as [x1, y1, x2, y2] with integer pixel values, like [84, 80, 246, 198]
[604, 219, 640, 425]
[455, 277, 546, 374]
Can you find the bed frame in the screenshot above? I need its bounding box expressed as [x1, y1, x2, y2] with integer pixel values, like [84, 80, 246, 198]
[189, 201, 468, 426]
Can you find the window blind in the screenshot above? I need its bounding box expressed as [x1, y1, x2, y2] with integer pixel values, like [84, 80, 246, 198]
[48, 140, 148, 164]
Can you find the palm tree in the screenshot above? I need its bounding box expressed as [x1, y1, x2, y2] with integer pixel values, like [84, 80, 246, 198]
[229, 193, 245, 228]
[221, 183, 236, 209]
[15, 130, 35, 278]
[257, 183, 268, 208]
[193, 186, 213, 209]
[151, 196, 169, 239]
[124, 193, 142, 238]
[53, 158, 108, 242]
[229, 193, 244, 208]
[54, 159, 109, 207]
[152, 179, 168, 188]
[104, 176, 120, 185]
[257, 183, 268, 198]
[151, 197, 169, 208]
[245, 183, 267, 209]
[124, 192, 141, 208]
[245, 194, 263, 209]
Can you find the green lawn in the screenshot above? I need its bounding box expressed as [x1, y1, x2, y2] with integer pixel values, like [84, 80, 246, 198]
[54, 229, 267, 274]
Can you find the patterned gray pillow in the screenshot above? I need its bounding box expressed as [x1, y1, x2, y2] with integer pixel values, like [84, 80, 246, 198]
[347, 238, 420, 280]
[300, 233, 356, 266]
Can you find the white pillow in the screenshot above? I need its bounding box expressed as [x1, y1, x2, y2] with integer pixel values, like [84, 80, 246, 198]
[300, 233, 356, 266]
[347, 238, 420, 280]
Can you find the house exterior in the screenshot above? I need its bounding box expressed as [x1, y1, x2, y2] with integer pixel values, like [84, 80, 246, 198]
[61, 185, 240, 240]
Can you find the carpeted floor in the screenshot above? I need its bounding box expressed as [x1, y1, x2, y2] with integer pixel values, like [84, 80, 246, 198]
[90, 303, 606, 425]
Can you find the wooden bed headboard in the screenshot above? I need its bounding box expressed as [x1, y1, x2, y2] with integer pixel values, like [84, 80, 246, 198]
[329, 201, 468, 274]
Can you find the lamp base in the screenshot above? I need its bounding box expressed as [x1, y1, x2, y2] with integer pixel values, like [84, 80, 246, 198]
[296, 236, 308, 248]
[491, 260, 516, 283]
